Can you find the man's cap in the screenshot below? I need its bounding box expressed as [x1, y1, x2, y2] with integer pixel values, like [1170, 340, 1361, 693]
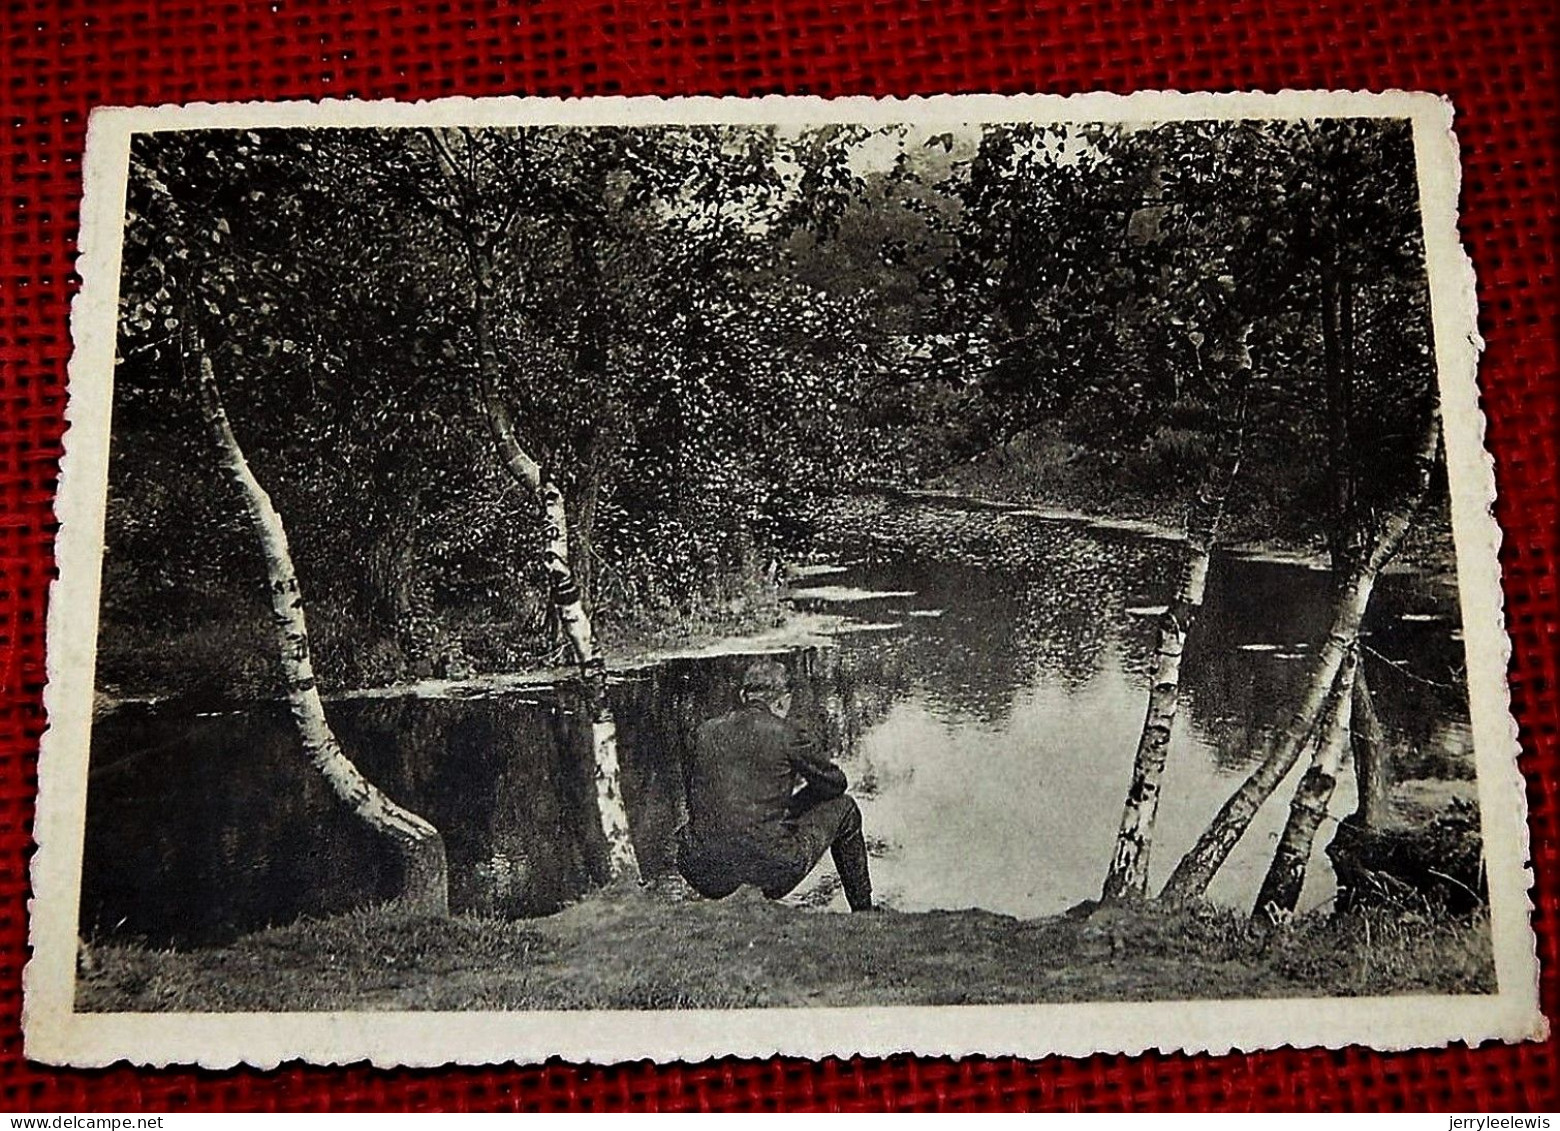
[740, 660, 789, 698]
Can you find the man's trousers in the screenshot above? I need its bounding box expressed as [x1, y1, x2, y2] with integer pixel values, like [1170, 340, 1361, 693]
[676, 790, 873, 911]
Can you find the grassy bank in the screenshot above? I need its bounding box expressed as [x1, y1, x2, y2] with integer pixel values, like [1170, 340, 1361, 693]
[78, 890, 1493, 1013]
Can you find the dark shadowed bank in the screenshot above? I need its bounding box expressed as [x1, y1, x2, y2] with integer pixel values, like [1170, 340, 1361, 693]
[79, 891, 1491, 1013]
[94, 560, 791, 706]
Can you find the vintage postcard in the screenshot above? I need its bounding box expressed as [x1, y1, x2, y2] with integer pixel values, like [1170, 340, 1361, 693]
[26, 91, 1543, 1067]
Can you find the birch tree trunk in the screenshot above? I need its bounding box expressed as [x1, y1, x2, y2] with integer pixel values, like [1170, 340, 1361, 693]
[415, 127, 638, 880]
[476, 341, 640, 881]
[1251, 648, 1359, 923]
[1250, 407, 1441, 922]
[193, 337, 448, 914]
[1350, 669, 1391, 829]
[1101, 414, 1244, 901]
[1159, 570, 1375, 903]
[1161, 410, 1441, 904]
[569, 422, 612, 618]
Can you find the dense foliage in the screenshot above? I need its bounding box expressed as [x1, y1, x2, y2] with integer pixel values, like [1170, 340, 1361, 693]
[102, 117, 1439, 695]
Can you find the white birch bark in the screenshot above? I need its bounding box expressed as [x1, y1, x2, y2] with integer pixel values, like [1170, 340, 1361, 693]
[1161, 410, 1441, 904]
[419, 126, 638, 879]
[1251, 650, 1360, 923]
[1102, 424, 1241, 901]
[1159, 565, 1375, 904]
[193, 341, 448, 914]
[1103, 357, 1249, 902]
[479, 378, 639, 881]
[591, 720, 639, 878]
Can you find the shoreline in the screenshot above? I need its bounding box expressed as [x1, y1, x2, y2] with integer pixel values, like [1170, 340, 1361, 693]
[93, 486, 1458, 716]
[861, 483, 1455, 577]
[91, 607, 871, 716]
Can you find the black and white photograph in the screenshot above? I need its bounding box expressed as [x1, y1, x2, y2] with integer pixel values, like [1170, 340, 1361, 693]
[25, 93, 1541, 1067]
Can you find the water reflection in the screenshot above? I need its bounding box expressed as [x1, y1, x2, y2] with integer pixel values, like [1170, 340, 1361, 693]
[81, 497, 1475, 947]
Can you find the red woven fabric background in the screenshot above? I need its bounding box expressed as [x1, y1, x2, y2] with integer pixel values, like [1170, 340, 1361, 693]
[1, 0, 1556, 1112]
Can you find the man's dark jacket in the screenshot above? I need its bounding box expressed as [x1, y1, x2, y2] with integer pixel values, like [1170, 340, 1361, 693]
[678, 702, 847, 894]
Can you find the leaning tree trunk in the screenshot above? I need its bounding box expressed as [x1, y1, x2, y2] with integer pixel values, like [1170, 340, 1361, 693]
[1252, 406, 1441, 924]
[1158, 580, 1371, 905]
[1250, 648, 1360, 923]
[1160, 410, 1441, 904]
[1102, 410, 1245, 902]
[1349, 669, 1391, 829]
[192, 337, 448, 914]
[476, 345, 639, 881]
[419, 129, 635, 879]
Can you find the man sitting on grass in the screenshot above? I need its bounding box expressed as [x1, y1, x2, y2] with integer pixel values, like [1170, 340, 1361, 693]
[676, 660, 874, 912]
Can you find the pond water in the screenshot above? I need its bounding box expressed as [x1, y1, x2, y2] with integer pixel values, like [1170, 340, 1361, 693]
[80, 495, 1474, 948]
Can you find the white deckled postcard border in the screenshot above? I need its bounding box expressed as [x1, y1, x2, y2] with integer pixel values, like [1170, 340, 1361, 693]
[25, 89, 1544, 1068]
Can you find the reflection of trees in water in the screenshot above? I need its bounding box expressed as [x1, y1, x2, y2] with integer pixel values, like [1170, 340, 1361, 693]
[82, 706, 392, 947]
[823, 500, 1474, 796]
[1342, 651, 1474, 782]
[349, 696, 594, 918]
[82, 503, 1478, 944]
[829, 501, 1177, 719]
[793, 646, 908, 792]
[1358, 610, 1473, 774]
[612, 664, 717, 875]
[1005, 530, 1169, 691]
[1177, 581, 1312, 775]
[1176, 560, 1472, 777]
[859, 559, 1042, 725]
[1178, 556, 1335, 775]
